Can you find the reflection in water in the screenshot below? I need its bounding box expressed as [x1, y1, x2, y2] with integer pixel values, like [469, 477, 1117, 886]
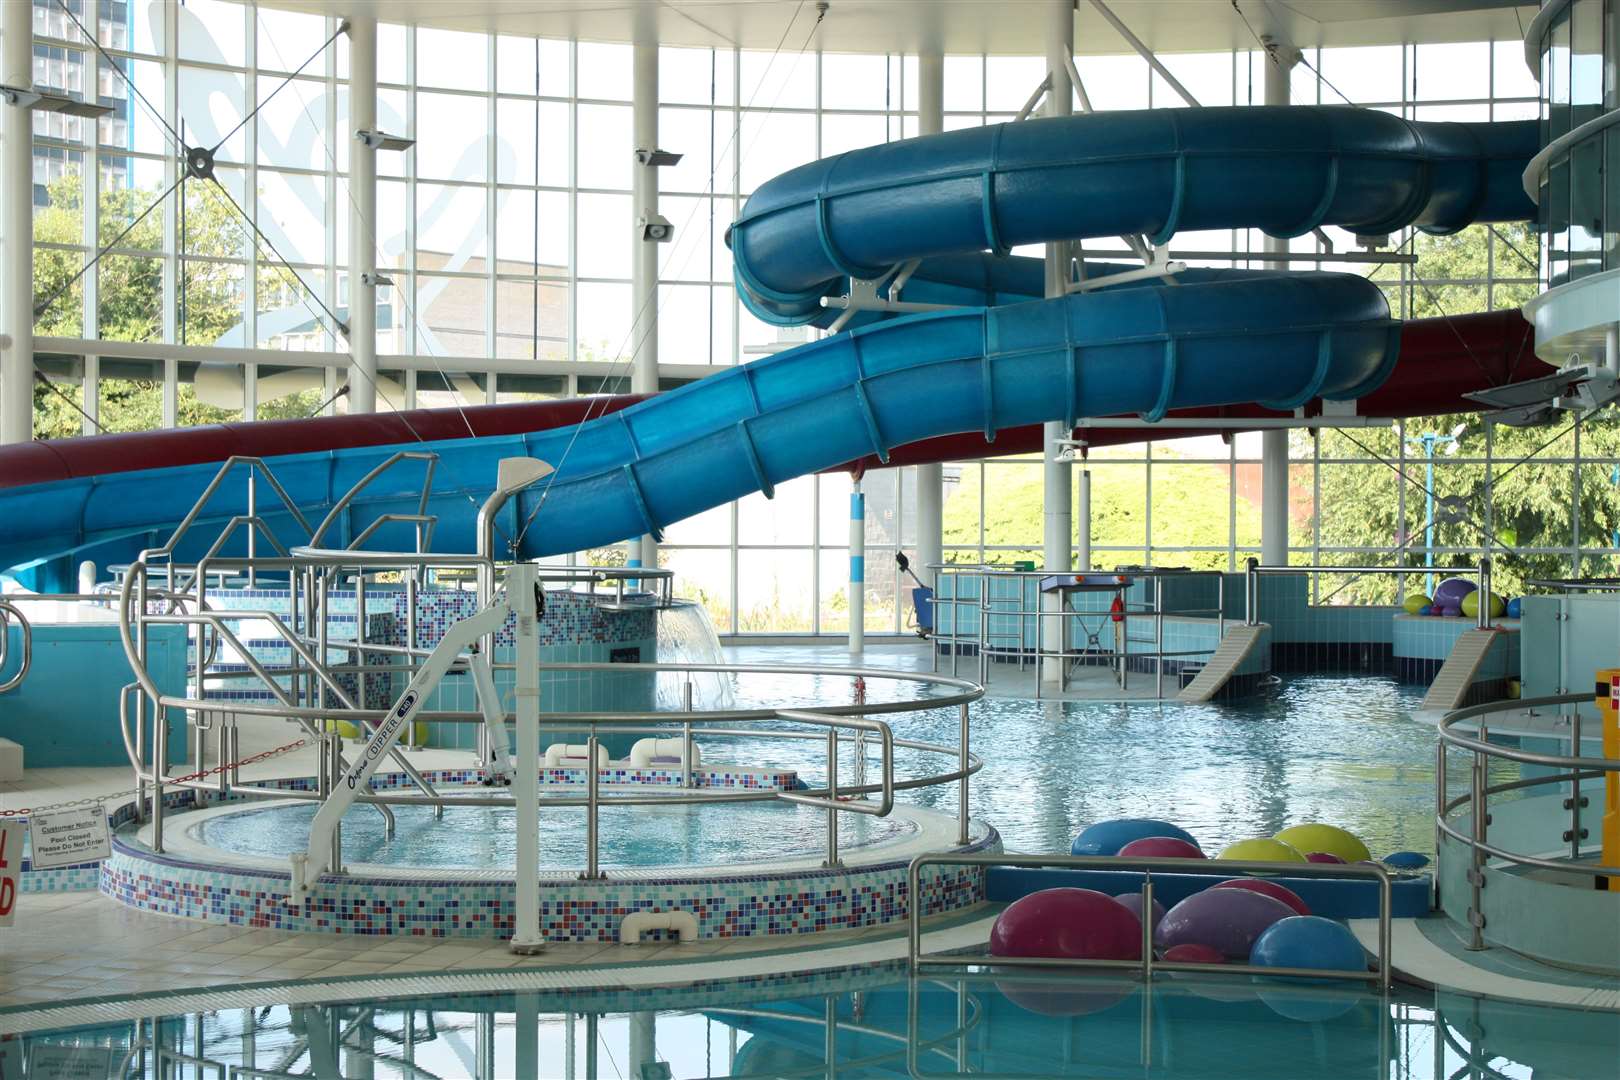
[5, 970, 1611, 1079]
[717, 673, 1499, 859]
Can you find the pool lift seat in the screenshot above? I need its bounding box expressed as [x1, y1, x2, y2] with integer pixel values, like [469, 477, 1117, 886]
[290, 457, 556, 955]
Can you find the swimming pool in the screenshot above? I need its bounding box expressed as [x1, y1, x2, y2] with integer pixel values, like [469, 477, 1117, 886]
[188, 793, 913, 871]
[715, 671, 1507, 860]
[6, 969, 1614, 1079]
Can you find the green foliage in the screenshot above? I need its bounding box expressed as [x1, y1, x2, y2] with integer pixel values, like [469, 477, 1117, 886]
[30, 174, 319, 440]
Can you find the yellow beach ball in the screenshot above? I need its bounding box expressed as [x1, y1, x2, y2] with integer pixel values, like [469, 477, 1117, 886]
[1217, 838, 1307, 863]
[1273, 823, 1371, 864]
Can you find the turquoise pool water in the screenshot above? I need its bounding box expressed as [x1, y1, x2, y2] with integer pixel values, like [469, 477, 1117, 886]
[192, 796, 912, 870]
[8, 971, 1614, 1079]
[719, 672, 1505, 860]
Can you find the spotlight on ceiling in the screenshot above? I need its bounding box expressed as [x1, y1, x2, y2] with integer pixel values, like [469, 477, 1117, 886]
[0, 85, 114, 119]
[635, 148, 683, 167]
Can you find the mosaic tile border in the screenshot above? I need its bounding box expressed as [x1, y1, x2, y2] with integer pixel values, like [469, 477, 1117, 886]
[100, 824, 997, 942]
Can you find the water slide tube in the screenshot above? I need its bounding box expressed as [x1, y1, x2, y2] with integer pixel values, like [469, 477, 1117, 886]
[0, 106, 1536, 587]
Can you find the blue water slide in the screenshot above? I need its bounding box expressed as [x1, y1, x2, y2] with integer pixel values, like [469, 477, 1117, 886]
[730, 107, 1536, 323]
[0, 106, 1535, 583]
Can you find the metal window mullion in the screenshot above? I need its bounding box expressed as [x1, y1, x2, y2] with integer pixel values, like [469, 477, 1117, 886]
[729, 498, 739, 635]
[567, 39, 579, 365]
[160, 1, 178, 426]
[1397, 419, 1407, 591]
[1313, 429, 1323, 598]
[244, 9, 259, 413]
[485, 32, 497, 397]
[405, 23, 419, 364]
[324, 24, 338, 358]
[729, 47, 740, 367]
[1144, 451, 1153, 564]
[811, 472, 821, 636]
[1573, 420, 1582, 575]
[83, 37, 100, 436]
[1228, 436, 1237, 570]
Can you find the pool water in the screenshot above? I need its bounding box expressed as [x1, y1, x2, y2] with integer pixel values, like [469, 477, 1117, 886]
[718, 672, 1513, 859]
[192, 794, 913, 871]
[9, 971, 1615, 1079]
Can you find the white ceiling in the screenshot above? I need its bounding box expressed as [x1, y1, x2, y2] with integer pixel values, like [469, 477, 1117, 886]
[247, 1, 1538, 57]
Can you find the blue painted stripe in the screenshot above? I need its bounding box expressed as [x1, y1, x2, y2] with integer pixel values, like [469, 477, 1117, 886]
[850, 493, 864, 520]
[850, 555, 864, 583]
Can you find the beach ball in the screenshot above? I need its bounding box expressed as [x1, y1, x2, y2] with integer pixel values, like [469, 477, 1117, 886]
[1211, 877, 1311, 916]
[1432, 578, 1477, 611]
[1505, 597, 1522, 619]
[1417, 605, 1433, 616]
[990, 888, 1142, 962]
[1383, 851, 1430, 870]
[1161, 943, 1225, 964]
[1460, 591, 1505, 619]
[1306, 851, 1346, 864]
[1402, 594, 1431, 615]
[1274, 824, 1370, 864]
[1071, 818, 1199, 857]
[1251, 916, 1368, 984]
[1155, 888, 1295, 961]
[1218, 838, 1307, 864]
[1437, 604, 1462, 618]
[1112, 891, 1166, 935]
[1117, 836, 1205, 859]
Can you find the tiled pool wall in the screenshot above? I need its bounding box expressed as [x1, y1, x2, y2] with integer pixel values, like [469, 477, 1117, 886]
[90, 776, 998, 940]
[201, 586, 658, 755]
[935, 571, 1524, 698]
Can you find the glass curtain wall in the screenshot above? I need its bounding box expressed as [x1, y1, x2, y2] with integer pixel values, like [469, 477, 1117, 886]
[23, 5, 1613, 628]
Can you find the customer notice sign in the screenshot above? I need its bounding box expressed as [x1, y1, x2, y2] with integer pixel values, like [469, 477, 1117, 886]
[26, 805, 111, 870]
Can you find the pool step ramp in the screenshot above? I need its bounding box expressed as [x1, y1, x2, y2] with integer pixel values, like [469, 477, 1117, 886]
[1176, 624, 1266, 703]
[1420, 627, 1500, 713]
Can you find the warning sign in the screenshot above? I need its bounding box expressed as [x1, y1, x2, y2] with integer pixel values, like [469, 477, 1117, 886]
[0, 821, 20, 927]
[25, 806, 111, 870]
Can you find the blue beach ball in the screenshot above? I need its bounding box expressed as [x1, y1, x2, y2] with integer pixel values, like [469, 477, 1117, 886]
[1251, 915, 1369, 1021]
[1071, 818, 1199, 857]
[1383, 851, 1430, 870]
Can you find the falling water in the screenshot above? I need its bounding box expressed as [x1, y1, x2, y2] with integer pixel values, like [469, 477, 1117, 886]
[655, 600, 735, 711]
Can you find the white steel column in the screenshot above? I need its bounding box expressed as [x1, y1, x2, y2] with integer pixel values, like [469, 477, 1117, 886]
[1041, 0, 1075, 684]
[508, 562, 545, 954]
[849, 479, 866, 653]
[629, 38, 659, 572]
[347, 15, 378, 414]
[1, 1, 34, 444]
[1259, 38, 1300, 566]
[628, 1014, 656, 1077]
[914, 49, 945, 587]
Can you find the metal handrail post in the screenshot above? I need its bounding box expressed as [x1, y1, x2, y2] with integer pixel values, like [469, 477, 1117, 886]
[1245, 557, 1258, 626]
[1477, 557, 1492, 629]
[1154, 576, 1164, 699]
[825, 727, 840, 867]
[1570, 710, 1584, 860]
[957, 702, 971, 845]
[582, 734, 602, 880]
[1468, 723, 1488, 951]
[682, 679, 695, 789]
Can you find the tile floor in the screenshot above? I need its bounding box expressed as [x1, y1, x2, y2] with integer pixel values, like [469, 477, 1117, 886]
[0, 890, 991, 1012]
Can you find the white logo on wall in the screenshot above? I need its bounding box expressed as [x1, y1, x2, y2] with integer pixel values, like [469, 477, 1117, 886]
[26, 806, 111, 871]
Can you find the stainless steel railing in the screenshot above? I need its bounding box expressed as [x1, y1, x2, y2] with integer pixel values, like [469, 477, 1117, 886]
[0, 598, 31, 694]
[928, 565, 1227, 698]
[1244, 557, 1495, 629]
[1435, 691, 1618, 950]
[908, 851, 1394, 993]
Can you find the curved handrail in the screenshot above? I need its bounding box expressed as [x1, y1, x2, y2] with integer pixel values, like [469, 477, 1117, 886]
[1437, 692, 1618, 885]
[0, 599, 31, 694]
[309, 451, 439, 549]
[1522, 105, 1620, 202]
[146, 456, 313, 561]
[1522, 0, 1572, 77]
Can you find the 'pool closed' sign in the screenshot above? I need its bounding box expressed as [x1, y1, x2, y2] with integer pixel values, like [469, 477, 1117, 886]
[26, 806, 111, 870]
